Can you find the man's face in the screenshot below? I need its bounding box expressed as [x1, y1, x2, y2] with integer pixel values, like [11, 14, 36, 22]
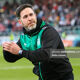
[19, 8, 37, 31]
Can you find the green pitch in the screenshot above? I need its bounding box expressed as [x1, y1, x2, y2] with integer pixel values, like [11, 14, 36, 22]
[0, 46, 80, 80]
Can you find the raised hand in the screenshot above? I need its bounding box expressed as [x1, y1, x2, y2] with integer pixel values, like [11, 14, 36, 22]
[2, 42, 21, 55]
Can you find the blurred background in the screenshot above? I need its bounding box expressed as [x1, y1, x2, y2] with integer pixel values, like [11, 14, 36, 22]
[0, 0, 80, 80]
[0, 0, 80, 47]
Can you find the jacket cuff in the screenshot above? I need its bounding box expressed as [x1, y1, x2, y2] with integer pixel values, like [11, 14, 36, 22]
[21, 50, 29, 58]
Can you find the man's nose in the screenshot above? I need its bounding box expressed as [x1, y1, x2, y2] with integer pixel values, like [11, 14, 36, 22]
[28, 16, 32, 21]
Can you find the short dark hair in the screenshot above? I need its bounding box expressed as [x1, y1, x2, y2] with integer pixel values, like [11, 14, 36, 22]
[16, 4, 33, 18]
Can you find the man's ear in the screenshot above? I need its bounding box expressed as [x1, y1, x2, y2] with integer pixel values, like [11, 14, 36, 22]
[18, 19, 22, 25]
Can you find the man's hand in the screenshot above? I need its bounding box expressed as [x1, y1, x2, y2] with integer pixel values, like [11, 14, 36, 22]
[2, 42, 21, 55]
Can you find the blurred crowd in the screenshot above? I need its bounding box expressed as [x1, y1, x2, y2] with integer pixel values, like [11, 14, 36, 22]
[0, 0, 80, 34]
[34, 0, 80, 27]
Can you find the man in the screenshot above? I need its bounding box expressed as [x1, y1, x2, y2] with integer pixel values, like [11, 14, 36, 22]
[2, 4, 74, 80]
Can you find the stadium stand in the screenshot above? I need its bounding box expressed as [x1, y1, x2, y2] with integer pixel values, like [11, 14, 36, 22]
[0, 0, 80, 46]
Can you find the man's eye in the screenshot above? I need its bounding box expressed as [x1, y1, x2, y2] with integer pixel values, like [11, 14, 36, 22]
[23, 15, 28, 18]
[30, 13, 33, 16]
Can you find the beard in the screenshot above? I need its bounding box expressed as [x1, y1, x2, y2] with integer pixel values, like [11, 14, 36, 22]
[24, 24, 36, 31]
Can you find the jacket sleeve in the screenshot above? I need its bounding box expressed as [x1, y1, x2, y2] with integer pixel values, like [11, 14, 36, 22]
[21, 27, 64, 63]
[3, 40, 23, 62]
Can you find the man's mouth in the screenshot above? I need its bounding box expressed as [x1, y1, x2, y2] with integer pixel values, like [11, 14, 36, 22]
[28, 22, 35, 26]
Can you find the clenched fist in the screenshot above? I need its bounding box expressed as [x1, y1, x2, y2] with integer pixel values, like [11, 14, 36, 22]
[2, 42, 21, 55]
